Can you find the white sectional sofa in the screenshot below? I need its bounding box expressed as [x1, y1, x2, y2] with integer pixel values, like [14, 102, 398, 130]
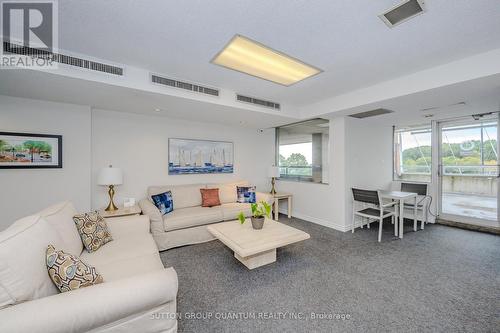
[140, 181, 273, 251]
[0, 201, 178, 333]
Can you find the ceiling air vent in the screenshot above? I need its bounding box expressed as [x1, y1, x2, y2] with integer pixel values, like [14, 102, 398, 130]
[3, 42, 124, 75]
[236, 94, 280, 110]
[151, 74, 219, 97]
[379, 0, 425, 28]
[349, 108, 394, 119]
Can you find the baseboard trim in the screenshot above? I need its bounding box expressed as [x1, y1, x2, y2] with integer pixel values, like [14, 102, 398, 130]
[278, 209, 347, 232]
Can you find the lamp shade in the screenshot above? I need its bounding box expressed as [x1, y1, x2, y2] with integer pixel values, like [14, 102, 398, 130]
[97, 166, 123, 186]
[268, 166, 280, 178]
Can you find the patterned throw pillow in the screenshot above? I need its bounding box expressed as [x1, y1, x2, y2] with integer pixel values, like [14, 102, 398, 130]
[151, 191, 174, 215]
[237, 186, 256, 203]
[73, 212, 113, 253]
[46, 245, 103, 293]
[200, 188, 221, 207]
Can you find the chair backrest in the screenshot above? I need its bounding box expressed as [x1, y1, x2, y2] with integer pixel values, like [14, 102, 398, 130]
[401, 182, 427, 196]
[352, 188, 380, 205]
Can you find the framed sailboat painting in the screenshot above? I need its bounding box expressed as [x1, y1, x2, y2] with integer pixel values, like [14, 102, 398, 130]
[168, 138, 234, 174]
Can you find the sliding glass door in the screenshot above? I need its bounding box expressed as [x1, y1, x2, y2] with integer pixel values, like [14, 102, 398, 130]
[437, 115, 499, 227]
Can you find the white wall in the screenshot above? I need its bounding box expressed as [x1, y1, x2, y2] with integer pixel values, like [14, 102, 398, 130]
[344, 117, 393, 226]
[0, 96, 275, 230]
[0, 95, 91, 229]
[276, 118, 348, 231]
[275, 116, 396, 232]
[343, 117, 437, 229]
[0, 95, 426, 233]
[90, 109, 275, 209]
[345, 117, 393, 190]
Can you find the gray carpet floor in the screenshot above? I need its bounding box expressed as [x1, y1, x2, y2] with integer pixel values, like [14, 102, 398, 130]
[160, 215, 500, 333]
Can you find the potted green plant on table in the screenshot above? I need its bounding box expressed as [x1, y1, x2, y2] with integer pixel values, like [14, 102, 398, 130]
[237, 201, 272, 230]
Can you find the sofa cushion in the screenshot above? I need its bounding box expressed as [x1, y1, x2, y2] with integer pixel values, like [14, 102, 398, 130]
[38, 201, 83, 256]
[151, 191, 174, 215]
[163, 206, 223, 232]
[73, 212, 113, 253]
[85, 254, 164, 282]
[105, 215, 151, 239]
[221, 202, 252, 221]
[148, 184, 206, 209]
[0, 215, 63, 309]
[210, 181, 249, 204]
[46, 245, 103, 293]
[237, 186, 256, 203]
[80, 234, 158, 266]
[200, 188, 221, 207]
[80, 235, 162, 281]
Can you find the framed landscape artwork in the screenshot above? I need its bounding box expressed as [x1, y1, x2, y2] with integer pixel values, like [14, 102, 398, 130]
[169, 138, 233, 174]
[0, 132, 62, 169]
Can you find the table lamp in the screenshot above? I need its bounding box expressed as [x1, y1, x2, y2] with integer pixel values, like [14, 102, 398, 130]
[268, 166, 280, 195]
[98, 165, 123, 211]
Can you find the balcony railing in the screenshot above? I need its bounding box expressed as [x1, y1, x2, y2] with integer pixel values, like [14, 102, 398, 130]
[279, 165, 312, 177]
[400, 165, 499, 176]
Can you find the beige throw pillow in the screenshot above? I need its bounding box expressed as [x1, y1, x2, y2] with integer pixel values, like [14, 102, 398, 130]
[46, 245, 103, 293]
[73, 212, 113, 252]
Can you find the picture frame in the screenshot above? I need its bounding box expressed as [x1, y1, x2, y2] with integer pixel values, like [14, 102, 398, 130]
[0, 132, 62, 169]
[168, 138, 233, 175]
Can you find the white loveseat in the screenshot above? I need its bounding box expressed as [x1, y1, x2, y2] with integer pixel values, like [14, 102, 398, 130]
[139, 181, 273, 251]
[0, 201, 178, 333]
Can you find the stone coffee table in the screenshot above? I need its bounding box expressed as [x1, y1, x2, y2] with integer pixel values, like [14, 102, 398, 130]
[207, 218, 310, 269]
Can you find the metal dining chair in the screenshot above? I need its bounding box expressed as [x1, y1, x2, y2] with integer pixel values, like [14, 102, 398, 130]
[351, 188, 398, 242]
[401, 182, 430, 229]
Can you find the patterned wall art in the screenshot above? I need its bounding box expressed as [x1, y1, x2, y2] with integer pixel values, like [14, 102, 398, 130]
[0, 132, 62, 169]
[169, 138, 233, 175]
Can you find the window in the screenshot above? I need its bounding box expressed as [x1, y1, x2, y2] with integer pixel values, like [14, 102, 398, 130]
[276, 119, 329, 184]
[441, 121, 498, 176]
[393, 126, 432, 182]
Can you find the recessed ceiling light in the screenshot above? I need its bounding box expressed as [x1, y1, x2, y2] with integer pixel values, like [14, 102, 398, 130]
[154, 108, 161, 112]
[211, 35, 322, 86]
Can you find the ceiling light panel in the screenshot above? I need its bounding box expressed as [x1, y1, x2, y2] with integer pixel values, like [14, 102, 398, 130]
[211, 35, 322, 86]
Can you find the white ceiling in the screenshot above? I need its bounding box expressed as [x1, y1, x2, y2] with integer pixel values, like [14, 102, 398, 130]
[329, 73, 500, 126]
[1, 0, 500, 128]
[58, 0, 500, 106]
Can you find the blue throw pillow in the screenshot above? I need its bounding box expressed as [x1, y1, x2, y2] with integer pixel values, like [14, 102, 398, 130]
[151, 191, 174, 215]
[237, 186, 256, 203]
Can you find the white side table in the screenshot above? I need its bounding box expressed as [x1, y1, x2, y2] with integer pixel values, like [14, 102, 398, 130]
[99, 205, 141, 218]
[272, 192, 293, 221]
